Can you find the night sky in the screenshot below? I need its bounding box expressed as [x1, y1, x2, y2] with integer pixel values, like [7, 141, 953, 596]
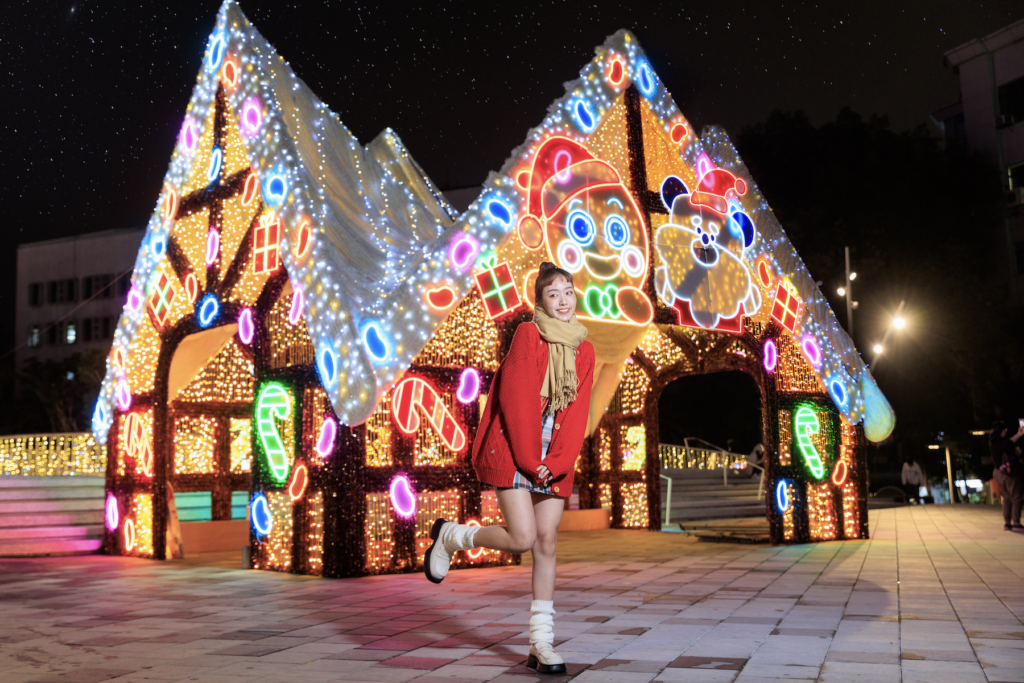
[2, 0, 1021, 352]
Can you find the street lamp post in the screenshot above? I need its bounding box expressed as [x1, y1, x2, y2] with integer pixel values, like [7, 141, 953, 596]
[844, 246, 855, 338]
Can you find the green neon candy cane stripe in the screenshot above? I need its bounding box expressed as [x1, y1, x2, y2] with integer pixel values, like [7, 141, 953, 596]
[794, 406, 825, 479]
[257, 383, 292, 483]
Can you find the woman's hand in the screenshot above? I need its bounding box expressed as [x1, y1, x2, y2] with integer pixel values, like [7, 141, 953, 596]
[536, 464, 552, 484]
[1012, 425, 1024, 442]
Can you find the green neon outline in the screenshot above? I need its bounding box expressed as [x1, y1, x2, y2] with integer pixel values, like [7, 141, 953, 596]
[793, 406, 825, 479]
[256, 382, 292, 483]
[583, 284, 620, 319]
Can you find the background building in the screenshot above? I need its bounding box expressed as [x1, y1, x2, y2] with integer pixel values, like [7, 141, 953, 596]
[939, 18, 1024, 303]
[16, 229, 144, 369]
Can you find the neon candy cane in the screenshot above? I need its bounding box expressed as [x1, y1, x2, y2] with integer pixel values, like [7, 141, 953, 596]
[256, 383, 292, 483]
[391, 377, 467, 452]
[794, 406, 825, 479]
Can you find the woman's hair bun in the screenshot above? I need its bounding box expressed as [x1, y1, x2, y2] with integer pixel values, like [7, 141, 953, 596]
[538, 261, 557, 274]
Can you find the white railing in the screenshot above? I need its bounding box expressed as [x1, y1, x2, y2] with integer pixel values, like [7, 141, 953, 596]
[659, 439, 764, 524]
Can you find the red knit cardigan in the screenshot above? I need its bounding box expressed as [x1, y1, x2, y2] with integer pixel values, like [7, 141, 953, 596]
[471, 322, 595, 498]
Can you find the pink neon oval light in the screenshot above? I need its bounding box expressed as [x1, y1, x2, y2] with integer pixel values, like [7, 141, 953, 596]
[764, 340, 777, 372]
[240, 96, 263, 137]
[238, 308, 254, 344]
[288, 288, 304, 325]
[389, 474, 416, 519]
[801, 336, 822, 367]
[116, 378, 132, 411]
[179, 118, 198, 156]
[457, 368, 481, 404]
[553, 149, 573, 184]
[449, 234, 479, 272]
[316, 417, 337, 457]
[127, 285, 143, 313]
[205, 228, 220, 266]
[105, 494, 119, 531]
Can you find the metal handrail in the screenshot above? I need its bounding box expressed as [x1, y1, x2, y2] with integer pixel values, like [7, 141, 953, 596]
[660, 474, 672, 526]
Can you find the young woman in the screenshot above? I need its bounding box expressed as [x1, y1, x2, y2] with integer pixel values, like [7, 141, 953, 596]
[424, 262, 594, 674]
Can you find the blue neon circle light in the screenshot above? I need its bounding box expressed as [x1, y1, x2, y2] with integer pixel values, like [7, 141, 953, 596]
[151, 234, 166, 258]
[776, 480, 790, 512]
[317, 346, 338, 388]
[572, 99, 597, 133]
[485, 197, 514, 229]
[566, 210, 596, 246]
[206, 33, 226, 72]
[262, 173, 288, 208]
[207, 146, 222, 185]
[603, 215, 630, 249]
[361, 321, 389, 363]
[829, 378, 848, 408]
[198, 294, 219, 328]
[635, 58, 656, 98]
[251, 493, 272, 536]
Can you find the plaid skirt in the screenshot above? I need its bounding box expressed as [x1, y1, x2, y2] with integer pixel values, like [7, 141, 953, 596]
[507, 413, 556, 496]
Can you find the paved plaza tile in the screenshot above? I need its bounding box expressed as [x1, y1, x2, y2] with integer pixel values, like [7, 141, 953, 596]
[1, 506, 1022, 682]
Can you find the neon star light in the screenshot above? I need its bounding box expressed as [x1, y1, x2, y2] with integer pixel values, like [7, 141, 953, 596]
[391, 377, 467, 452]
[256, 383, 293, 483]
[794, 406, 826, 480]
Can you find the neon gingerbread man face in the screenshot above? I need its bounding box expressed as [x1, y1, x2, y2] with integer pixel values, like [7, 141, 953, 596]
[517, 137, 653, 325]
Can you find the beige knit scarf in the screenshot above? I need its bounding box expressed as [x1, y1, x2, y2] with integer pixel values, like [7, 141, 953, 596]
[533, 307, 588, 414]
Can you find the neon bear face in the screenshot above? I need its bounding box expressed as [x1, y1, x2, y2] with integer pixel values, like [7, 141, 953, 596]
[654, 174, 761, 330]
[518, 137, 653, 325]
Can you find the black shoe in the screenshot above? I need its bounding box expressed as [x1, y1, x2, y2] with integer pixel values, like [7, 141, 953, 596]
[1005, 524, 1012, 531]
[526, 653, 567, 675]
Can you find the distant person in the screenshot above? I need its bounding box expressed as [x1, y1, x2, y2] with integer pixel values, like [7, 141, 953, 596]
[745, 443, 765, 478]
[990, 421, 1024, 531]
[901, 458, 924, 503]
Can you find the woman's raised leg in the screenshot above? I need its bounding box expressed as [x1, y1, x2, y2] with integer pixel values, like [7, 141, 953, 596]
[472, 488, 538, 553]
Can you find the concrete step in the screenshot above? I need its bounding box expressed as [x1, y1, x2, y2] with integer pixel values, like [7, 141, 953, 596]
[671, 504, 767, 522]
[0, 537, 103, 557]
[0, 510, 104, 528]
[0, 486, 105, 501]
[0, 524, 104, 541]
[661, 485, 761, 497]
[0, 499, 104, 514]
[0, 476, 105, 488]
[666, 497, 763, 509]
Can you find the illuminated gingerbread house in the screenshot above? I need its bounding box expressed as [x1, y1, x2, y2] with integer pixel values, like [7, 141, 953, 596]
[93, 1, 895, 575]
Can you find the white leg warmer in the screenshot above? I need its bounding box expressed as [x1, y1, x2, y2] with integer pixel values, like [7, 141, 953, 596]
[528, 600, 564, 671]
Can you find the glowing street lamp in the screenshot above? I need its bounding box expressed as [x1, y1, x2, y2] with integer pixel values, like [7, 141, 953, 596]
[873, 344, 883, 354]
[893, 316, 906, 329]
[837, 287, 846, 297]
